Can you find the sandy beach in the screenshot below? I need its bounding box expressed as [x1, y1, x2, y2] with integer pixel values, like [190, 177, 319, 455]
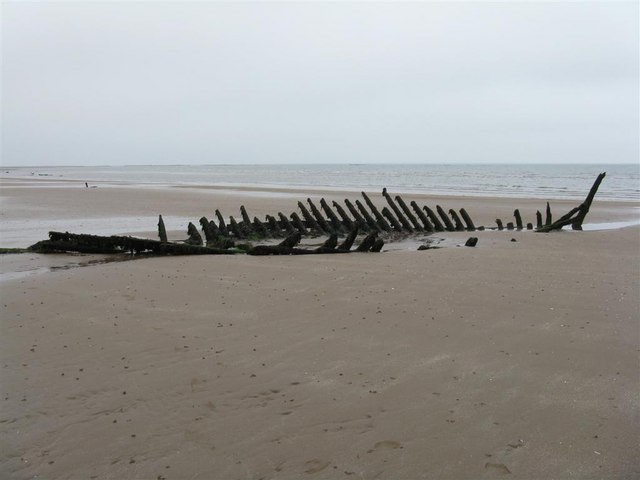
[1, 179, 639, 479]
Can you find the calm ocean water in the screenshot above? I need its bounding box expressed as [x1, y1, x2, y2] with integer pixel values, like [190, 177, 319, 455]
[3, 164, 639, 201]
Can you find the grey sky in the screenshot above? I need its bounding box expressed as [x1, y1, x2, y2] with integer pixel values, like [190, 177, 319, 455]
[2, 1, 638, 166]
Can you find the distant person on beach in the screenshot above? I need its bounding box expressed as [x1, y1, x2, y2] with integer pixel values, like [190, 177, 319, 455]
[85, 182, 88, 188]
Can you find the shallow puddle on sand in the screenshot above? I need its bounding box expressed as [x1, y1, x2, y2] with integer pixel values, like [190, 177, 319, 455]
[0, 253, 136, 283]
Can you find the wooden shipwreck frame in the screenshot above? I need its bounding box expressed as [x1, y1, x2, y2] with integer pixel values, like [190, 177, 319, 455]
[27, 173, 606, 256]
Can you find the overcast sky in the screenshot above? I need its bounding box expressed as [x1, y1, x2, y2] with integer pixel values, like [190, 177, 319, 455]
[2, 1, 638, 166]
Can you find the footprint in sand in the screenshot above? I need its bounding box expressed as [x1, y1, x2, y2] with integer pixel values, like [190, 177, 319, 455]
[367, 440, 402, 453]
[304, 459, 330, 474]
[485, 462, 511, 474]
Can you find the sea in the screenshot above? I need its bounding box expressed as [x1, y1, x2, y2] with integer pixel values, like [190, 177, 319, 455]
[2, 163, 639, 201]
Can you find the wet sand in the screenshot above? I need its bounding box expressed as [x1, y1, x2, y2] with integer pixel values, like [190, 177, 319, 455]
[1, 178, 639, 479]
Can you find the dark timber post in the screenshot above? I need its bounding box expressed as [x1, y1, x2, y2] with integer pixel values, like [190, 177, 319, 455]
[536, 211, 543, 229]
[545, 202, 552, 226]
[496, 219, 504, 230]
[186, 222, 203, 245]
[449, 209, 465, 231]
[158, 215, 168, 242]
[514, 209, 523, 230]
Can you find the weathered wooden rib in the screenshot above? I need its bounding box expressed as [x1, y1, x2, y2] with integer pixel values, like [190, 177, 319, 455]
[187, 222, 203, 245]
[290, 212, 308, 235]
[536, 211, 543, 229]
[332, 201, 355, 231]
[344, 199, 371, 231]
[215, 210, 229, 236]
[382, 190, 413, 232]
[252, 217, 269, 237]
[355, 200, 382, 232]
[228, 216, 245, 239]
[308, 198, 334, 233]
[496, 219, 504, 230]
[436, 205, 455, 231]
[507, 222, 514, 230]
[322, 233, 338, 249]
[382, 207, 404, 232]
[298, 201, 322, 234]
[411, 202, 434, 232]
[459, 208, 476, 231]
[424, 206, 445, 232]
[266, 215, 282, 237]
[279, 231, 302, 248]
[356, 232, 379, 252]
[338, 227, 359, 251]
[240, 206, 254, 234]
[396, 196, 422, 231]
[320, 198, 346, 233]
[362, 192, 392, 232]
[449, 209, 465, 231]
[278, 212, 296, 234]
